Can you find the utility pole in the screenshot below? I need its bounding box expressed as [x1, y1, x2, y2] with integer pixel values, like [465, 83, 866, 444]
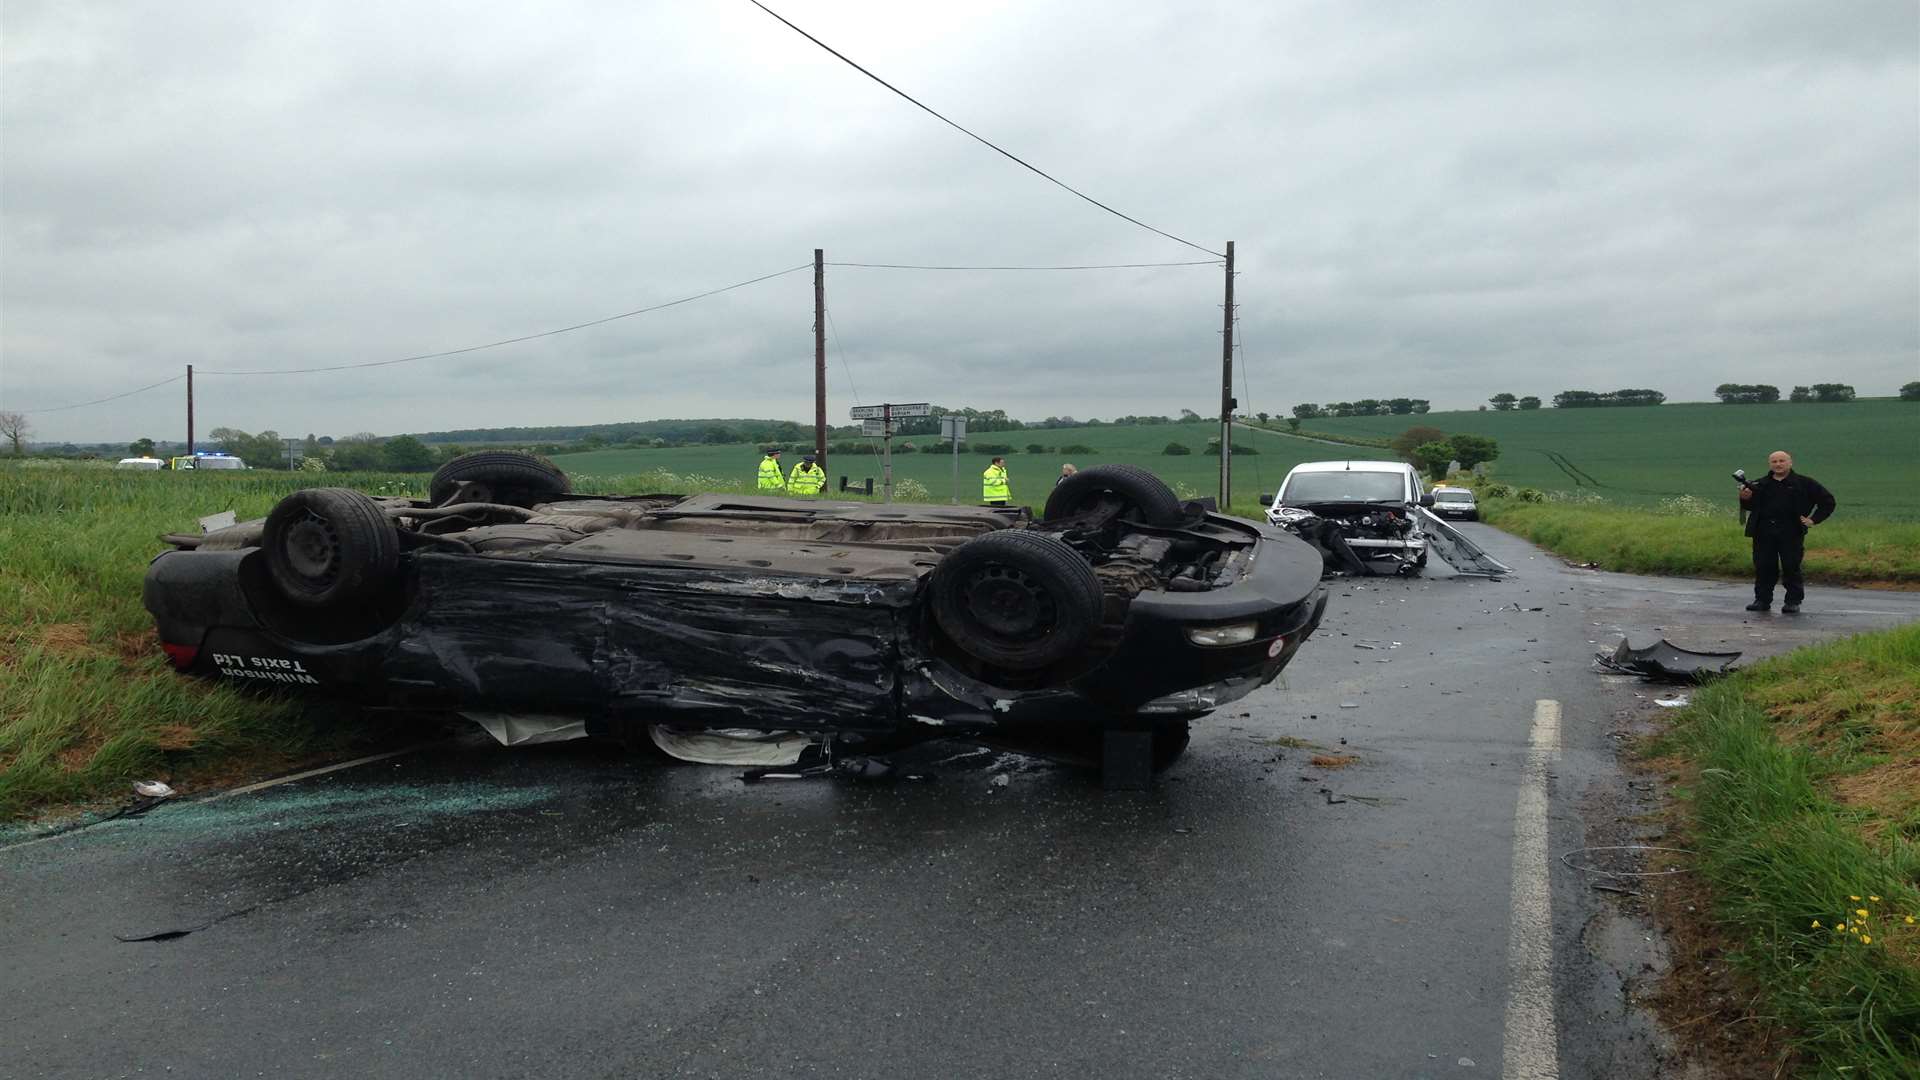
[186, 364, 195, 456]
[881, 402, 893, 504]
[813, 248, 827, 471]
[1218, 241, 1235, 507]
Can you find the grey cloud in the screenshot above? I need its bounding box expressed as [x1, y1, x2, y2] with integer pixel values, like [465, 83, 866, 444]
[3, 0, 1915, 441]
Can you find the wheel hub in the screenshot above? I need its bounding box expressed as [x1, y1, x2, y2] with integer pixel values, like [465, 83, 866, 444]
[964, 564, 1056, 640]
[283, 512, 340, 585]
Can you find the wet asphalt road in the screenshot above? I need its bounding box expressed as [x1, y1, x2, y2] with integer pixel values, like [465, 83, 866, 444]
[5, 528, 1918, 1080]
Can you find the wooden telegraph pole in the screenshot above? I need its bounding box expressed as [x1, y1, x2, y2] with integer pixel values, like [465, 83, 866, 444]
[813, 249, 827, 470]
[1217, 241, 1235, 507]
[186, 363, 195, 456]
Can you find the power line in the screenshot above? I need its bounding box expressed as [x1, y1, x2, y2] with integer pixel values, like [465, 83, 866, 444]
[829, 260, 1222, 271]
[18, 374, 186, 415]
[823, 306, 861, 407]
[202, 265, 812, 376]
[746, 0, 1222, 260]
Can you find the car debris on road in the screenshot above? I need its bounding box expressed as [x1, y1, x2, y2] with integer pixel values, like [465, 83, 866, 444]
[1594, 638, 1743, 682]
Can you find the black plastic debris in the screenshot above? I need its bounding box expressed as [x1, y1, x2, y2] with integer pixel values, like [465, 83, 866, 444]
[1595, 638, 1742, 683]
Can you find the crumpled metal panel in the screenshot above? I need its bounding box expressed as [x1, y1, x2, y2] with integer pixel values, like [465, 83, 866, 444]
[1597, 638, 1742, 682]
[382, 555, 914, 728]
[1413, 508, 1513, 577]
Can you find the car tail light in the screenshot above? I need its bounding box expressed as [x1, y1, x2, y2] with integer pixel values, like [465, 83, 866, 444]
[160, 642, 199, 670]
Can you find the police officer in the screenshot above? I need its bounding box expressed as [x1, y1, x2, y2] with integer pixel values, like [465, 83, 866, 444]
[788, 453, 825, 496]
[1739, 449, 1835, 614]
[982, 456, 1011, 506]
[757, 448, 786, 492]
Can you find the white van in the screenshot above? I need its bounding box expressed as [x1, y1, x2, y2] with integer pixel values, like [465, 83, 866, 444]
[1265, 460, 1509, 577]
[115, 457, 165, 470]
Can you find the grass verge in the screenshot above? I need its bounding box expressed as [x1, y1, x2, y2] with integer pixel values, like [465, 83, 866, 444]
[1480, 498, 1920, 585]
[1647, 624, 1920, 1076]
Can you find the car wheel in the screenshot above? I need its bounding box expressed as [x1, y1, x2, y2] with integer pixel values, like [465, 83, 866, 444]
[429, 451, 570, 508]
[1042, 463, 1183, 526]
[929, 530, 1104, 671]
[263, 488, 401, 608]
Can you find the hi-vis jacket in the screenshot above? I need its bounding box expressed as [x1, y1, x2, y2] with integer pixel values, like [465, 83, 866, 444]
[788, 462, 825, 495]
[982, 462, 1011, 502]
[757, 456, 786, 491]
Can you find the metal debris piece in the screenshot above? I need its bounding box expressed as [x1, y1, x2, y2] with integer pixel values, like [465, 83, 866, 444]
[1596, 638, 1743, 683]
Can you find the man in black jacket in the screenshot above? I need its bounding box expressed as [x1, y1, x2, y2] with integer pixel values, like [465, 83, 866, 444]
[1738, 450, 1836, 614]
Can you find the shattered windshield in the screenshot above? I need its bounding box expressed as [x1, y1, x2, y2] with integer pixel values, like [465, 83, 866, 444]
[1281, 471, 1407, 504]
[1433, 490, 1474, 503]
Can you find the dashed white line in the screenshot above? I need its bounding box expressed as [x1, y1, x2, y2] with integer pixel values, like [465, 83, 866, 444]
[1503, 698, 1562, 1080]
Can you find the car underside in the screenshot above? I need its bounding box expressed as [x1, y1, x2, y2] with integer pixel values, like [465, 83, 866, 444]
[144, 456, 1328, 781]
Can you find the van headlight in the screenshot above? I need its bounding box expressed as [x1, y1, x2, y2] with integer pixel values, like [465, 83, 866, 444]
[1186, 622, 1258, 646]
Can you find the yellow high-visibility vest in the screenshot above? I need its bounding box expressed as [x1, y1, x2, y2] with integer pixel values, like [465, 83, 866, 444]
[982, 463, 1011, 502]
[788, 462, 825, 495]
[757, 456, 786, 491]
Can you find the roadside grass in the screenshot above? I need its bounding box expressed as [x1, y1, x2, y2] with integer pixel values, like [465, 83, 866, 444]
[1647, 624, 1920, 1076]
[1479, 498, 1920, 585]
[0, 466, 436, 820]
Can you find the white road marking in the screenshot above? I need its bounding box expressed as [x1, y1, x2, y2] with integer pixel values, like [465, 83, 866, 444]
[1503, 699, 1561, 1080]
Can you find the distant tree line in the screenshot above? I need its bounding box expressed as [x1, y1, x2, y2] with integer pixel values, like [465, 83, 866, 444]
[1713, 384, 1781, 404]
[1290, 399, 1431, 419]
[1551, 389, 1666, 408]
[1902, 381, 1920, 401]
[1789, 384, 1856, 403]
[1486, 394, 1542, 411]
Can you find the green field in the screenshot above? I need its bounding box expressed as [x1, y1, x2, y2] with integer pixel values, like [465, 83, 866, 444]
[1283, 400, 1919, 519]
[556, 420, 1313, 512]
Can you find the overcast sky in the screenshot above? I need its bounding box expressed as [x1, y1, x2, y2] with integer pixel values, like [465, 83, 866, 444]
[4, 1, 1916, 442]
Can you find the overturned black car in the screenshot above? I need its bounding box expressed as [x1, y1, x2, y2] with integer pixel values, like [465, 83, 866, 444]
[144, 455, 1328, 781]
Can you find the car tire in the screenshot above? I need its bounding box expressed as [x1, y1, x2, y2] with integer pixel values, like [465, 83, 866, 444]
[929, 530, 1104, 671]
[263, 488, 401, 608]
[1042, 463, 1183, 526]
[429, 451, 570, 508]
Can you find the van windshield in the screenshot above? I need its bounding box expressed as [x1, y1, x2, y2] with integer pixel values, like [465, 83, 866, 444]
[1281, 471, 1406, 504]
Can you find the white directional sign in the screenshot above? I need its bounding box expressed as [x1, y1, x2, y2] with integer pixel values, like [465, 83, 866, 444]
[861, 419, 892, 436]
[849, 402, 932, 419]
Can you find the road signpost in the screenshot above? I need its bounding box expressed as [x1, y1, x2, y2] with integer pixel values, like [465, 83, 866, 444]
[851, 403, 929, 504]
[941, 416, 968, 503]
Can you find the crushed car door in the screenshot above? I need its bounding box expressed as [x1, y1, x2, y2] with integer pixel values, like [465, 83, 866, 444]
[1413, 508, 1513, 577]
